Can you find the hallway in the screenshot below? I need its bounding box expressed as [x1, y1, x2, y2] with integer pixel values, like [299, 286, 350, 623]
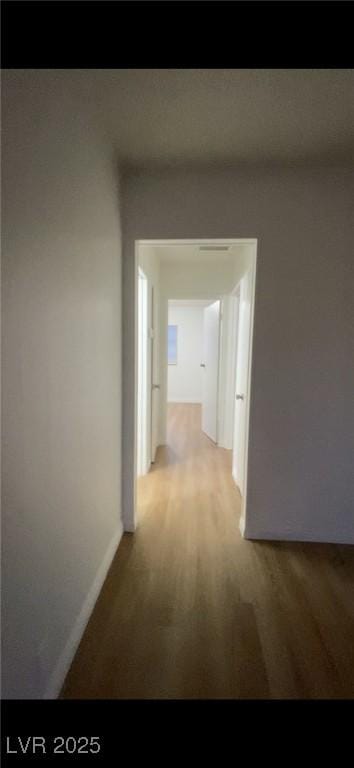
[62, 404, 354, 699]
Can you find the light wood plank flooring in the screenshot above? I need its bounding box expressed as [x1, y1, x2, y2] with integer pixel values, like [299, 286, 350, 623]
[62, 403, 354, 699]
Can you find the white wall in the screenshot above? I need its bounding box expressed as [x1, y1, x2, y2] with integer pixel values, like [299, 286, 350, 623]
[167, 305, 204, 403]
[122, 166, 354, 543]
[2, 72, 123, 698]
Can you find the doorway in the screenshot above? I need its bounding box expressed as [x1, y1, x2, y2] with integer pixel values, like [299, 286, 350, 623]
[133, 239, 258, 536]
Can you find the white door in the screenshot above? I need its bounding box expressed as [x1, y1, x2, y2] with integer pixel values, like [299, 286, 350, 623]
[232, 269, 252, 494]
[150, 286, 159, 463]
[201, 300, 220, 443]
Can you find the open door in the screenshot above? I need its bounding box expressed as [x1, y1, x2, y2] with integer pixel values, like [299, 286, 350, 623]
[137, 268, 149, 476]
[232, 269, 252, 495]
[201, 300, 220, 443]
[150, 286, 159, 462]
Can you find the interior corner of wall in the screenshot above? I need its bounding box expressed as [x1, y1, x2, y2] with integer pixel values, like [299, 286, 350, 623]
[239, 515, 246, 539]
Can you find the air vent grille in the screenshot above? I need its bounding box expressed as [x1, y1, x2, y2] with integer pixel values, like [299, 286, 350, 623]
[199, 246, 230, 251]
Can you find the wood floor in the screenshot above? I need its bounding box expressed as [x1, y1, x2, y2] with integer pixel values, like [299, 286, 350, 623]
[62, 403, 354, 699]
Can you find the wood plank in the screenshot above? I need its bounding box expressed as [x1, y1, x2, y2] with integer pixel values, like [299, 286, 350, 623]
[61, 403, 354, 699]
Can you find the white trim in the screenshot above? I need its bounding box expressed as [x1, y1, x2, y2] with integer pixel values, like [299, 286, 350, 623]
[243, 528, 354, 546]
[239, 513, 246, 538]
[217, 292, 239, 450]
[44, 522, 123, 699]
[137, 268, 150, 477]
[236, 247, 258, 538]
[129, 242, 139, 532]
[138, 239, 258, 247]
[232, 468, 244, 535]
[215, 299, 222, 445]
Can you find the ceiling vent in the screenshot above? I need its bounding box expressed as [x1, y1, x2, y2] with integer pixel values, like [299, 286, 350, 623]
[199, 245, 230, 251]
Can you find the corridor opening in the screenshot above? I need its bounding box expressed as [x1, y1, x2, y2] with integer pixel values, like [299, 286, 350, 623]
[134, 239, 258, 536]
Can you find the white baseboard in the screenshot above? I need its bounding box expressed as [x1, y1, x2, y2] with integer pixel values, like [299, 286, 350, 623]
[44, 521, 123, 699]
[232, 469, 241, 492]
[239, 516, 246, 538]
[243, 527, 354, 545]
[218, 439, 233, 450]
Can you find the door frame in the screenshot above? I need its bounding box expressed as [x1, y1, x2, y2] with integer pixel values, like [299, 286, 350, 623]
[132, 239, 258, 536]
[150, 285, 157, 463]
[217, 290, 240, 450]
[231, 265, 257, 536]
[137, 267, 150, 477]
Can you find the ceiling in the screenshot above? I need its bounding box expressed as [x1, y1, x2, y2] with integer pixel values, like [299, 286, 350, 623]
[6, 69, 354, 169]
[157, 245, 238, 264]
[140, 242, 252, 266]
[73, 69, 354, 168]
